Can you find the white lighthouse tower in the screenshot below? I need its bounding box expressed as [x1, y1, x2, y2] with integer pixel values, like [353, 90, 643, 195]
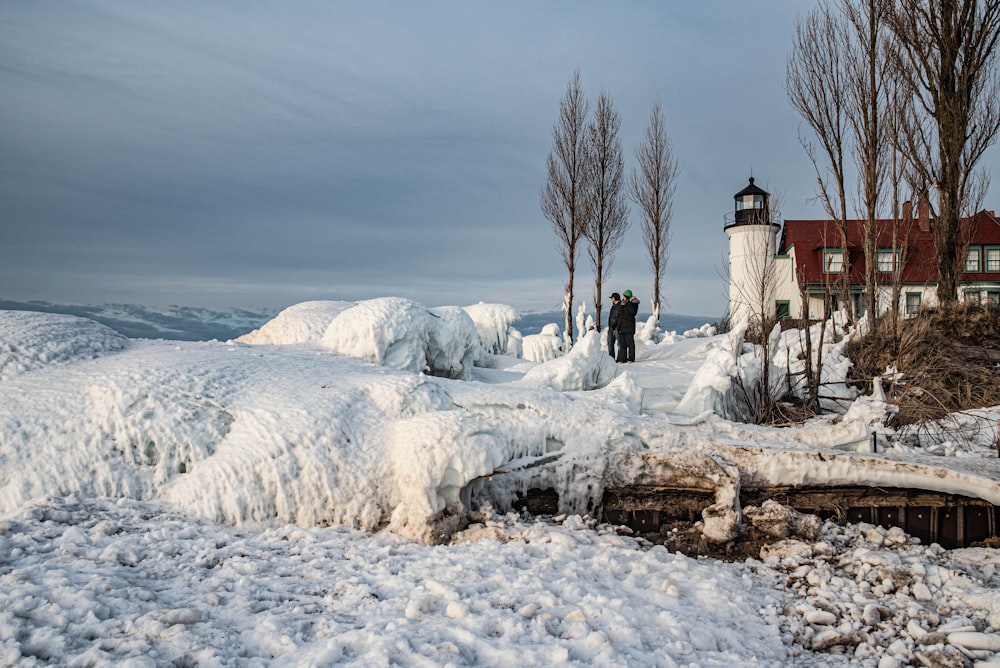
[724, 177, 780, 328]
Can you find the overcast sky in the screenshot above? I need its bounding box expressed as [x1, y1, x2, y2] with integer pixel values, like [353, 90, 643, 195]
[3, 2, 998, 318]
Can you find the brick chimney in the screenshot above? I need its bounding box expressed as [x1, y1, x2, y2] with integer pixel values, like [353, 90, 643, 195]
[902, 200, 913, 221]
[918, 197, 930, 232]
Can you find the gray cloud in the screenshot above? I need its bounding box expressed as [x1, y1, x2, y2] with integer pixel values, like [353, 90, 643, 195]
[3, 1, 995, 317]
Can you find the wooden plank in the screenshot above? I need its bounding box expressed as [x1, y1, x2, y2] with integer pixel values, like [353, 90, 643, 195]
[965, 506, 992, 545]
[906, 507, 932, 543]
[938, 507, 960, 549]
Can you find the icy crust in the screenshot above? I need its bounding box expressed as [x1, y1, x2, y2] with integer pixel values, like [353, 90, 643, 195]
[0, 310, 128, 381]
[0, 312, 636, 542]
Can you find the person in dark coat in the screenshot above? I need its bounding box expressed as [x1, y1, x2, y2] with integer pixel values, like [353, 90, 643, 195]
[616, 289, 639, 363]
[607, 293, 622, 359]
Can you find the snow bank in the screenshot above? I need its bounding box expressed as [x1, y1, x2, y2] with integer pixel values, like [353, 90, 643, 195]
[0, 310, 127, 381]
[675, 318, 749, 418]
[236, 300, 354, 345]
[773, 311, 858, 411]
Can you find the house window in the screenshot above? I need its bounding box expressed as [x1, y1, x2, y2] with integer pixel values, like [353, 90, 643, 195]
[966, 290, 982, 305]
[905, 292, 921, 315]
[966, 247, 981, 273]
[988, 291, 1000, 307]
[876, 249, 898, 273]
[986, 248, 1000, 272]
[854, 293, 867, 317]
[823, 249, 845, 273]
[776, 300, 790, 320]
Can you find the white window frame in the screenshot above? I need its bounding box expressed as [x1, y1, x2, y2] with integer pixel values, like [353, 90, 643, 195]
[876, 249, 898, 273]
[986, 247, 1000, 272]
[966, 246, 981, 273]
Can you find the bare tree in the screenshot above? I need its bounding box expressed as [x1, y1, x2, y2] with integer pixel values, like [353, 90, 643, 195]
[787, 1, 854, 318]
[629, 100, 679, 322]
[887, 0, 1000, 303]
[542, 70, 590, 345]
[583, 90, 629, 332]
[843, 0, 892, 322]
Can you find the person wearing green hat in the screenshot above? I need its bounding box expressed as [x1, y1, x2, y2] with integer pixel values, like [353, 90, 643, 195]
[616, 290, 639, 363]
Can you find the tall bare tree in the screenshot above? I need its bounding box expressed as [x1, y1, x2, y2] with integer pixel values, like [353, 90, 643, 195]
[583, 90, 629, 332]
[884, 72, 917, 331]
[542, 70, 590, 345]
[629, 100, 679, 322]
[787, 1, 854, 317]
[843, 0, 892, 321]
[887, 0, 1000, 303]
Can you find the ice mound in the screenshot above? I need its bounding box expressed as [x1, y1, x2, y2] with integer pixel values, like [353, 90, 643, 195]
[462, 302, 521, 356]
[0, 310, 128, 381]
[236, 300, 354, 345]
[322, 297, 480, 379]
[239, 299, 482, 379]
[521, 323, 564, 363]
[517, 329, 617, 391]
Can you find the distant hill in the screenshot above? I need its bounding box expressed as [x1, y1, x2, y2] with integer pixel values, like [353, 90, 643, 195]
[0, 300, 717, 342]
[0, 299, 274, 341]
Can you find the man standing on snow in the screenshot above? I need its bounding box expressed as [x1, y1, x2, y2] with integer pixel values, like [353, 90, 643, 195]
[607, 292, 622, 359]
[615, 289, 639, 363]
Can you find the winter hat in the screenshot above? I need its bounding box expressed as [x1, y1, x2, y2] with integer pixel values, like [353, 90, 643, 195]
[623, 290, 632, 298]
[611, 292, 621, 300]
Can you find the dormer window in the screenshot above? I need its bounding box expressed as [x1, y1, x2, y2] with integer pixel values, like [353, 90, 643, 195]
[823, 249, 845, 273]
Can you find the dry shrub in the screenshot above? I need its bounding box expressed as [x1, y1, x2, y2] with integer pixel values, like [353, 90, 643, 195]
[847, 303, 1000, 428]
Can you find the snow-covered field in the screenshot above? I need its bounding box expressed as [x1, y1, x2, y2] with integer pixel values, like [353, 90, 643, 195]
[2, 301, 1000, 667]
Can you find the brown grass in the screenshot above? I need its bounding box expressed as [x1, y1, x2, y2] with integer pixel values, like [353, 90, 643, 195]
[847, 304, 1000, 428]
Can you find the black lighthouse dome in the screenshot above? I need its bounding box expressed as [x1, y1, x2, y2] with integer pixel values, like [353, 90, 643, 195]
[725, 177, 775, 229]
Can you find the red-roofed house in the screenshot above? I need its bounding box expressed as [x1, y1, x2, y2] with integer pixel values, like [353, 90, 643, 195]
[724, 178, 1000, 323]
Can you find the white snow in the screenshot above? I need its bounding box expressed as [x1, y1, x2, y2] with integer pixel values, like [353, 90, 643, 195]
[2, 304, 1000, 667]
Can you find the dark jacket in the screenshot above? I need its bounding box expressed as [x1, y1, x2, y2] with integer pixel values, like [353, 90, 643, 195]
[618, 297, 639, 334]
[608, 302, 623, 331]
